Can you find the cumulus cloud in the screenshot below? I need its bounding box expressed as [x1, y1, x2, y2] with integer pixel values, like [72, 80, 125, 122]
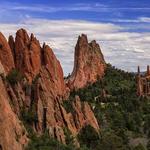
[0, 18, 150, 75]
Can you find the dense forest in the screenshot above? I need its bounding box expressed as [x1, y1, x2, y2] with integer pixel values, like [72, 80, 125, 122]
[25, 64, 150, 150]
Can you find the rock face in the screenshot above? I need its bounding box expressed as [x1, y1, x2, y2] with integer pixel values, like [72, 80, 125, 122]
[60, 96, 99, 136]
[66, 34, 106, 90]
[14, 29, 41, 82]
[0, 32, 15, 73]
[137, 65, 150, 96]
[31, 44, 68, 140]
[0, 29, 102, 149]
[41, 44, 66, 97]
[0, 78, 28, 150]
[8, 35, 15, 58]
[0, 61, 5, 75]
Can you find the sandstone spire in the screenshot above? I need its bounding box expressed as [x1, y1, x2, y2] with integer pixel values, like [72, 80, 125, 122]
[8, 35, 15, 59]
[147, 65, 150, 75]
[137, 65, 150, 96]
[137, 66, 143, 96]
[66, 34, 106, 90]
[137, 66, 140, 75]
[14, 29, 41, 82]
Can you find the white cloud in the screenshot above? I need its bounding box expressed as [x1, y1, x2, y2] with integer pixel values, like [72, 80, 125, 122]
[139, 17, 150, 23]
[0, 2, 109, 13]
[111, 17, 150, 23]
[0, 18, 150, 75]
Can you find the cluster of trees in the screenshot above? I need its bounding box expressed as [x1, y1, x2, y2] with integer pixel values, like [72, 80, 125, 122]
[26, 131, 74, 150]
[69, 64, 150, 150]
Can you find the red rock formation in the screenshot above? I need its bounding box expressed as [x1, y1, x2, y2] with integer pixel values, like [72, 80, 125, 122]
[8, 35, 15, 59]
[28, 40, 99, 144]
[14, 29, 41, 82]
[0, 29, 101, 147]
[66, 34, 106, 90]
[0, 61, 5, 75]
[0, 77, 28, 150]
[30, 44, 68, 142]
[0, 32, 15, 73]
[137, 65, 150, 96]
[42, 44, 66, 97]
[60, 96, 99, 136]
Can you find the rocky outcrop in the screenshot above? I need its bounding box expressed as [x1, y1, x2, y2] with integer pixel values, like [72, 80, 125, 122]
[60, 96, 99, 136]
[8, 35, 15, 59]
[66, 34, 106, 90]
[137, 65, 150, 96]
[31, 44, 67, 137]
[0, 77, 28, 150]
[0, 29, 101, 148]
[14, 29, 41, 82]
[0, 61, 5, 75]
[41, 44, 66, 97]
[0, 32, 15, 73]
[31, 41, 100, 144]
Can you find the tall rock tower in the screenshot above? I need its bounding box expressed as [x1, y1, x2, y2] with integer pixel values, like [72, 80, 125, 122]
[137, 66, 143, 96]
[66, 34, 106, 90]
[137, 65, 150, 96]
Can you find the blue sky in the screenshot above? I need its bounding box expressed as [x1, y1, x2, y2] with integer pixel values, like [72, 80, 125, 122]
[0, 0, 150, 74]
[1, 0, 150, 23]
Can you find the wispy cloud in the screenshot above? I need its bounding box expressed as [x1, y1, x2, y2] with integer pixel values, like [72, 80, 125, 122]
[0, 18, 149, 74]
[0, 2, 108, 13]
[1, 2, 150, 14]
[111, 17, 150, 23]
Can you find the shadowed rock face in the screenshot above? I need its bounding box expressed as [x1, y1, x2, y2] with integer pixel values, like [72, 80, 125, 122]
[66, 34, 106, 90]
[0, 29, 102, 149]
[8, 35, 15, 59]
[0, 32, 15, 73]
[0, 78, 28, 150]
[60, 96, 99, 135]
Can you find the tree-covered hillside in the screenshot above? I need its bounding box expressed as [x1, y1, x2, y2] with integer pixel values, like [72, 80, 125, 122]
[26, 64, 150, 150]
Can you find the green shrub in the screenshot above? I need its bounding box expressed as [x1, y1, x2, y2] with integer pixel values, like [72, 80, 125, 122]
[22, 110, 38, 125]
[32, 74, 40, 84]
[133, 144, 146, 150]
[21, 101, 38, 125]
[6, 69, 24, 85]
[78, 125, 100, 149]
[64, 128, 74, 147]
[26, 131, 74, 150]
[147, 140, 150, 150]
[63, 100, 74, 113]
[97, 130, 129, 150]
